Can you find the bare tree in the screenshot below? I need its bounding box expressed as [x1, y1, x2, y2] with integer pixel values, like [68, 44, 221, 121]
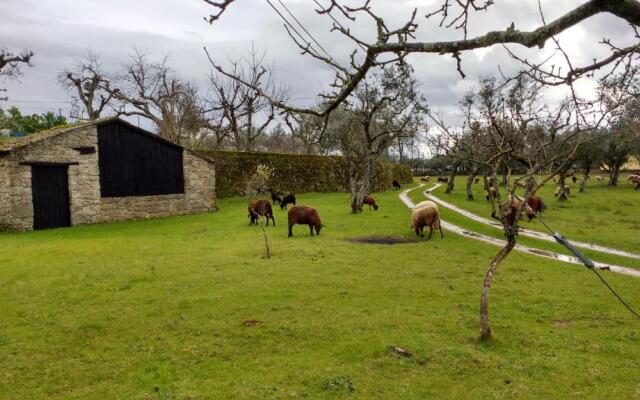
[598, 65, 640, 184]
[284, 112, 325, 155]
[203, 0, 640, 339]
[110, 50, 204, 146]
[574, 130, 605, 192]
[59, 50, 116, 120]
[205, 45, 287, 152]
[0, 48, 34, 101]
[204, 0, 640, 121]
[348, 64, 427, 211]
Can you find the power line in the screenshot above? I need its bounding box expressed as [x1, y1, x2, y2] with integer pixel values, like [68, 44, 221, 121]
[8, 99, 72, 104]
[264, 0, 337, 71]
[536, 215, 640, 320]
[276, 0, 335, 63]
[312, 0, 368, 52]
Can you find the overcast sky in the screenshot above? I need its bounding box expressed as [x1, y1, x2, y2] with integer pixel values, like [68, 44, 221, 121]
[0, 0, 634, 128]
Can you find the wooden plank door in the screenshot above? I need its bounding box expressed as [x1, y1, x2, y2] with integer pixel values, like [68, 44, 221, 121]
[31, 165, 71, 230]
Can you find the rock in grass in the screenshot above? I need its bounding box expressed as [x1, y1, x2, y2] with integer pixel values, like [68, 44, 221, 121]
[389, 346, 413, 358]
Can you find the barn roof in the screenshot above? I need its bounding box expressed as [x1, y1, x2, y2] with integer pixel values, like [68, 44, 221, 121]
[0, 117, 185, 154]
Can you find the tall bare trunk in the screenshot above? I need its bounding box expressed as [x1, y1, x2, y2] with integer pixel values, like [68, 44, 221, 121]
[579, 166, 591, 192]
[480, 235, 516, 340]
[363, 153, 374, 194]
[608, 163, 621, 186]
[349, 155, 366, 213]
[445, 163, 459, 194]
[557, 173, 569, 200]
[466, 165, 479, 200]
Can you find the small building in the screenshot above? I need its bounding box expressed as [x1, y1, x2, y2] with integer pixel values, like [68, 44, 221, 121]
[0, 117, 215, 231]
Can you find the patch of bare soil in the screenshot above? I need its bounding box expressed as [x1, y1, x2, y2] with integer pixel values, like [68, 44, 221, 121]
[346, 236, 419, 245]
[242, 319, 263, 327]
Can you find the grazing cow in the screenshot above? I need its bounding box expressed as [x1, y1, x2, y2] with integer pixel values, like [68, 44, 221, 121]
[474, 177, 480, 184]
[270, 190, 282, 205]
[392, 180, 401, 190]
[437, 177, 449, 183]
[248, 199, 275, 226]
[280, 193, 297, 210]
[411, 204, 443, 239]
[288, 205, 323, 237]
[525, 195, 546, 221]
[629, 174, 640, 190]
[571, 176, 578, 183]
[420, 176, 430, 182]
[363, 195, 379, 211]
[497, 196, 535, 226]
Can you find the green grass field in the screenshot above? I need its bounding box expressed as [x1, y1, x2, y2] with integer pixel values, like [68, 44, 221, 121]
[428, 174, 640, 253]
[1, 185, 639, 399]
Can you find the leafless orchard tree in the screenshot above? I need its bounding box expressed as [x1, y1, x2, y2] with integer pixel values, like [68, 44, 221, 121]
[58, 50, 116, 120]
[0, 48, 34, 101]
[204, 46, 288, 152]
[283, 111, 326, 155]
[204, 0, 640, 118]
[109, 50, 204, 147]
[597, 65, 640, 184]
[317, 64, 427, 212]
[428, 74, 621, 339]
[203, 0, 640, 339]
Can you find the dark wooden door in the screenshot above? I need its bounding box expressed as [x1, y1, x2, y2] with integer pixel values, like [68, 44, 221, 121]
[31, 165, 71, 230]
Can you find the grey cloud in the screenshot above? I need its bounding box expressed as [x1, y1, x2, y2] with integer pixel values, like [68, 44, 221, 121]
[0, 0, 632, 122]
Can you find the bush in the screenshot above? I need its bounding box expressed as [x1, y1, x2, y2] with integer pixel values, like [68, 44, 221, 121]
[196, 150, 413, 198]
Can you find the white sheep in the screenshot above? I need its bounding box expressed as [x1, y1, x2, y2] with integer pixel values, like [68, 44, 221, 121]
[411, 205, 443, 239]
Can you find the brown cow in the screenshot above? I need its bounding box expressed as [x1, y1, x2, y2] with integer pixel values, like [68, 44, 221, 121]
[497, 196, 534, 226]
[288, 205, 323, 237]
[248, 199, 275, 226]
[525, 195, 546, 221]
[363, 195, 379, 211]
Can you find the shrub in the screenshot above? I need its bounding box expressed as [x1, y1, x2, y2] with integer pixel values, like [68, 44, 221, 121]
[196, 150, 412, 198]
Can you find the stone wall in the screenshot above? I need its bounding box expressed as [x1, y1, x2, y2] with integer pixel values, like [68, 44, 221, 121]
[98, 151, 215, 223]
[0, 158, 10, 229]
[1, 123, 216, 231]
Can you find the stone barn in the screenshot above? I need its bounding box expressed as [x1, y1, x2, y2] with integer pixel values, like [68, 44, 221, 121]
[0, 117, 215, 231]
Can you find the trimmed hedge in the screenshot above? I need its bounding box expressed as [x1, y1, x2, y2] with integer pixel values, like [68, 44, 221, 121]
[196, 150, 413, 198]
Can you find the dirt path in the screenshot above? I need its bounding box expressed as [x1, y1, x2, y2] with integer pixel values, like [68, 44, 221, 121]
[423, 184, 640, 260]
[399, 184, 640, 278]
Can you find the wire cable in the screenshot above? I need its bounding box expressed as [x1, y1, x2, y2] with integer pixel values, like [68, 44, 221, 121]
[535, 213, 640, 320]
[276, 0, 335, 63]
[264, 0, 332, 68]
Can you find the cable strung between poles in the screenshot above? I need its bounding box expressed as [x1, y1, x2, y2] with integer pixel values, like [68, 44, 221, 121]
[535, 214, 640, 320]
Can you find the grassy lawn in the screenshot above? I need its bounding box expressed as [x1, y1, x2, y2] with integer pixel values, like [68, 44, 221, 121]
[406, 185, 640, 270]
[427, 175, 640, 254]
[1, 186, 639, 399]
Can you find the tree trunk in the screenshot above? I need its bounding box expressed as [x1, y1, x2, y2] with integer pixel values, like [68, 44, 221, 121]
[445, 163, 458, 194]
[480, 235, 516, 341]
[579, 166, 591, 192]
[362, 153, 374, 195]
[608, 163, 621, 186]
[556, 172, 569, 200]
[349, 156, 366, 214]
[466, 165, 479, 200]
